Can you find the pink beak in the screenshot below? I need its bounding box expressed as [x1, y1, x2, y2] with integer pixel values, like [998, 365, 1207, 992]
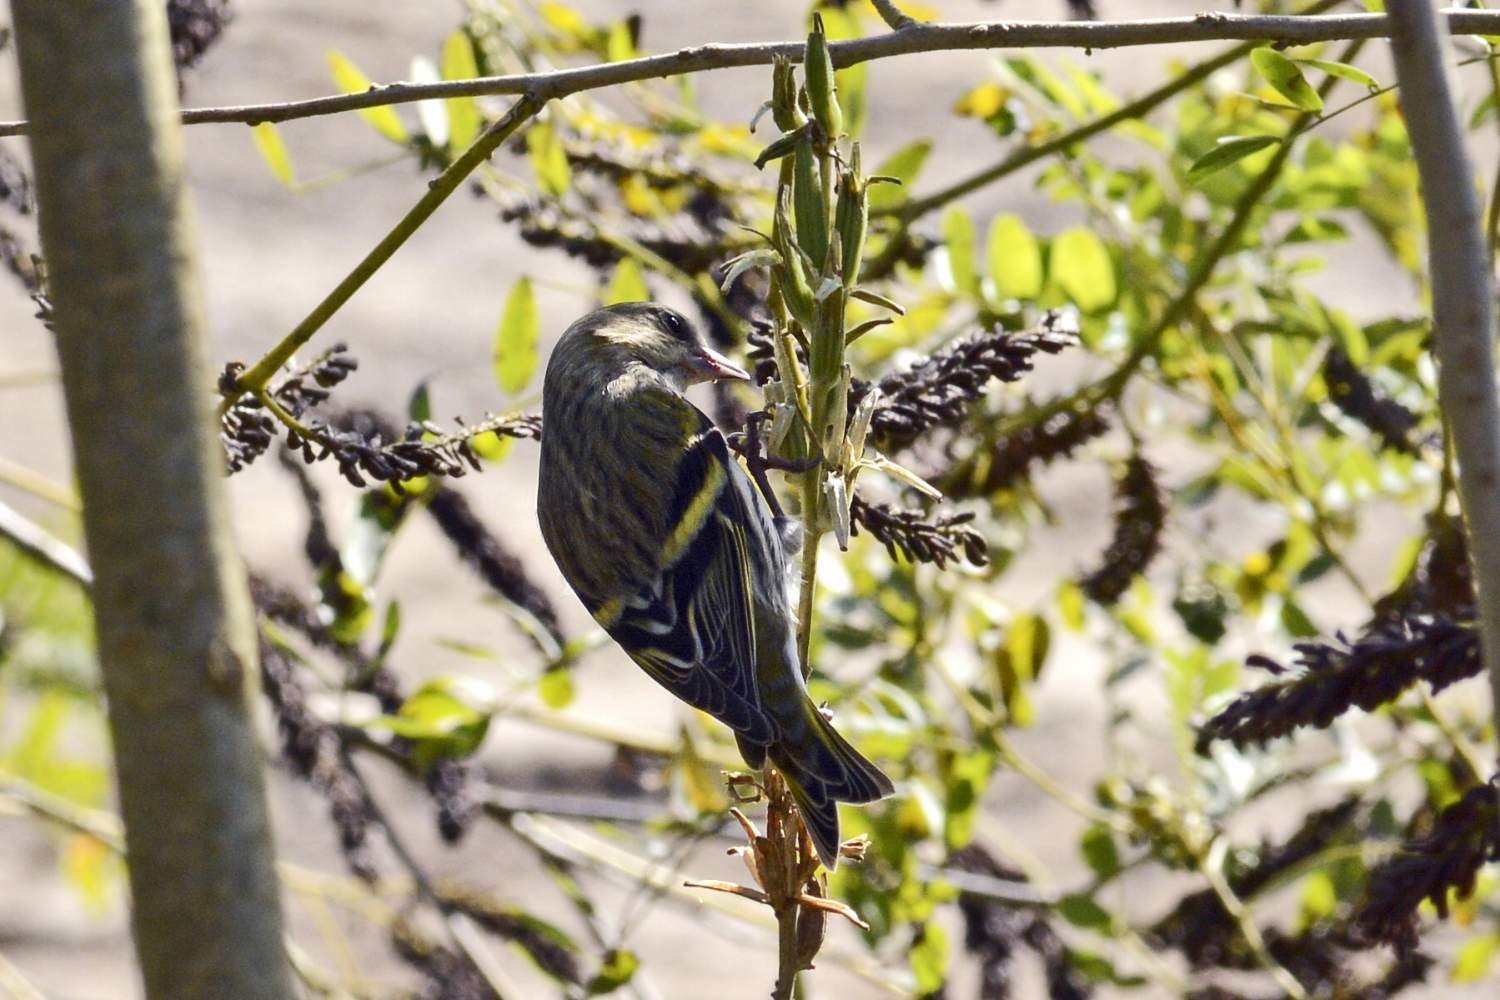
[687, 346, 751, 384]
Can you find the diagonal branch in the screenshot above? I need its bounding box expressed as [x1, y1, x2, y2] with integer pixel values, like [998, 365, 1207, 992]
[219, 93, 544, 409]
[3, 10, 1500, 136]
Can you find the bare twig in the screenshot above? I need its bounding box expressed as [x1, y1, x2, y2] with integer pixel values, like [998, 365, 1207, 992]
[1389, 1, 1500, 755]
[0, 495, 91, 585]
[2, 10, 1498, 136]
[870, 0, 919, 32]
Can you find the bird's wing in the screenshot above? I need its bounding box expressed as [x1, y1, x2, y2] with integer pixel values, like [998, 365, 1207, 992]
[598, 423, 777, 747]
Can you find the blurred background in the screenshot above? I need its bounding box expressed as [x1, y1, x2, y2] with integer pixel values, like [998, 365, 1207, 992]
[2, 1, 1496, 998]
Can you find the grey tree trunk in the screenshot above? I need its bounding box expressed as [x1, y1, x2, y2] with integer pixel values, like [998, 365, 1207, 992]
[1388, 0, 1500, 750]
[11, 4, 296, 999]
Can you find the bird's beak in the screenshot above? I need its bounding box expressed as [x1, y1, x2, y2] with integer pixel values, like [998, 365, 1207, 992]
[687, 346, 751, 384]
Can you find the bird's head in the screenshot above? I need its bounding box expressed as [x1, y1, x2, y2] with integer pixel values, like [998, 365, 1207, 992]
[555, 302, 750, 393]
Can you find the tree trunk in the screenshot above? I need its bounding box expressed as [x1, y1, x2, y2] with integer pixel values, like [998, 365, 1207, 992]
[11, 4, 295, 999]
[1388, 0, 1500, 753]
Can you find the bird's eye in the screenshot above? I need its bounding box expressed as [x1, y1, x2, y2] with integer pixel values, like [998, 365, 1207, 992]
[661, 310, 688, 341]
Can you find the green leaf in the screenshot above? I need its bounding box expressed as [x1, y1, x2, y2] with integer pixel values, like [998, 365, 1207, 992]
[495, 277, 539, 394]
[527, 120, 572, 197]
[940, 205, 977, 295]
[327, 49, 408, 143]
[909, 922, 949, 993]
[866, 139, 933, 211]
[1080, 824, 1121, 879]
[539, 668, 575, 709]
[586, 948, 639, 994]
[1295, 57, 1379, 92]
[408, 382, 432, 423]
[1300, 870, 1338, 922]
[1251, 48, 1324, 112]
[1453, 933, 1500, 984]
[1187, 135, 1280, 183]
[1050, 227, 1116, 313]
[441, 31, 482, 151]
[367, 676, 494, 764]
[604, 257, 649, 305]
[987, 214, 1042, 300]
[605, 21, 635, 63]
[942, 749, 994, 850]
[251, 123, 297, 189]
[1058, 893, 1112, 930]
[1280, 600, 1318, 638]
[1056, 579, 1087, 632]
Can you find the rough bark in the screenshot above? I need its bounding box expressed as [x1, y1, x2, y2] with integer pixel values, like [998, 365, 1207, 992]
[1388, 1, 1500, 754]
[11, 3, 295, 998]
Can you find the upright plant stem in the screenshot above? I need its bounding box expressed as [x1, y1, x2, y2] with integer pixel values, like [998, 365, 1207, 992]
[11, 3, 295, 998]
[1388, 1, 1500, 757]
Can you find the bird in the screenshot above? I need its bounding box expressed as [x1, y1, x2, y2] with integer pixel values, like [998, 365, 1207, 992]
[537, 302, 894, 868]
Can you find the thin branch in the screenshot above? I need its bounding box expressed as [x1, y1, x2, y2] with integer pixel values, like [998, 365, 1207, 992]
[0, 950, 46, 1000]
[0, 496, 92, 585]
[4, 10, 1500, 137]
[0, 453, 79, 511]
[888, 36, 1255, 222]
[870, 0, 919, 32]
[1389, 1, 1500, 759]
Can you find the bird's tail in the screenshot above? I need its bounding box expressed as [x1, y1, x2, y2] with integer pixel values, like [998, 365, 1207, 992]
[766, 696, 895, 869]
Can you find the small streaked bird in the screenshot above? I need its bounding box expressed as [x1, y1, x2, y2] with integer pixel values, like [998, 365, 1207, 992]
[537, 302, 893, 867]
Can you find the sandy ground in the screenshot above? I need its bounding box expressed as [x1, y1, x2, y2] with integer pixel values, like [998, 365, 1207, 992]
[0, 2, 1492, 998]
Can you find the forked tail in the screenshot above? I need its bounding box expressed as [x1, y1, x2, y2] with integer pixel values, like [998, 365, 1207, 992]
[766, 696, 894, 868]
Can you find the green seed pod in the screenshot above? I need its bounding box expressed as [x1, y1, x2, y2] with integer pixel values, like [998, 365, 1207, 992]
[771, 57, 806, 132]
[775, 189, 817, 328]
[793, 137, 828, 269]
[834, 160, 866, 287]
[803, 14, 843, 139]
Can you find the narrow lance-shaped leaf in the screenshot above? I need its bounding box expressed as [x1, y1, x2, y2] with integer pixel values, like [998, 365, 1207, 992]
[251, 123, 297, 189]
[495, 277, 539, 394]
[528, 120, 571, 197]
[327, 49, 409, 143]
[941, 204, 977, 295]
[604, 257, 649, 305]
[1295, 57, 1379, 91]
[441, 31, 482, 151]
[1186, 134, 1280, 183]
[866, 139, 932, 211]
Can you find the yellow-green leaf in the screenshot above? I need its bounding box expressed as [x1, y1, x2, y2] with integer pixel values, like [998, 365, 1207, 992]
[527, 120, 571, 197]
[604, 257, 649, 305]
[941, 205, 977, 295]
[1251, 47, 1323, 112]
[1187, 135, 1280, 183]
[987, 214, 1042, 300]
[327, 49, 408, 143]
[251, 123, 297, 189]
[495, 277, 539, 394]
[1296, 57, 1378, 92]
[866, 139, 932, 211]
[1051, 227, 1116, 313]
[441, 32, 482, 151]
[1453, 933, 1500, 983]
[539, 669, 575, 709]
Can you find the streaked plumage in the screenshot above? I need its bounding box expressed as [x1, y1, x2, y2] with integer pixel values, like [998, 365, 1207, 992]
[537, 302, 893, 867]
